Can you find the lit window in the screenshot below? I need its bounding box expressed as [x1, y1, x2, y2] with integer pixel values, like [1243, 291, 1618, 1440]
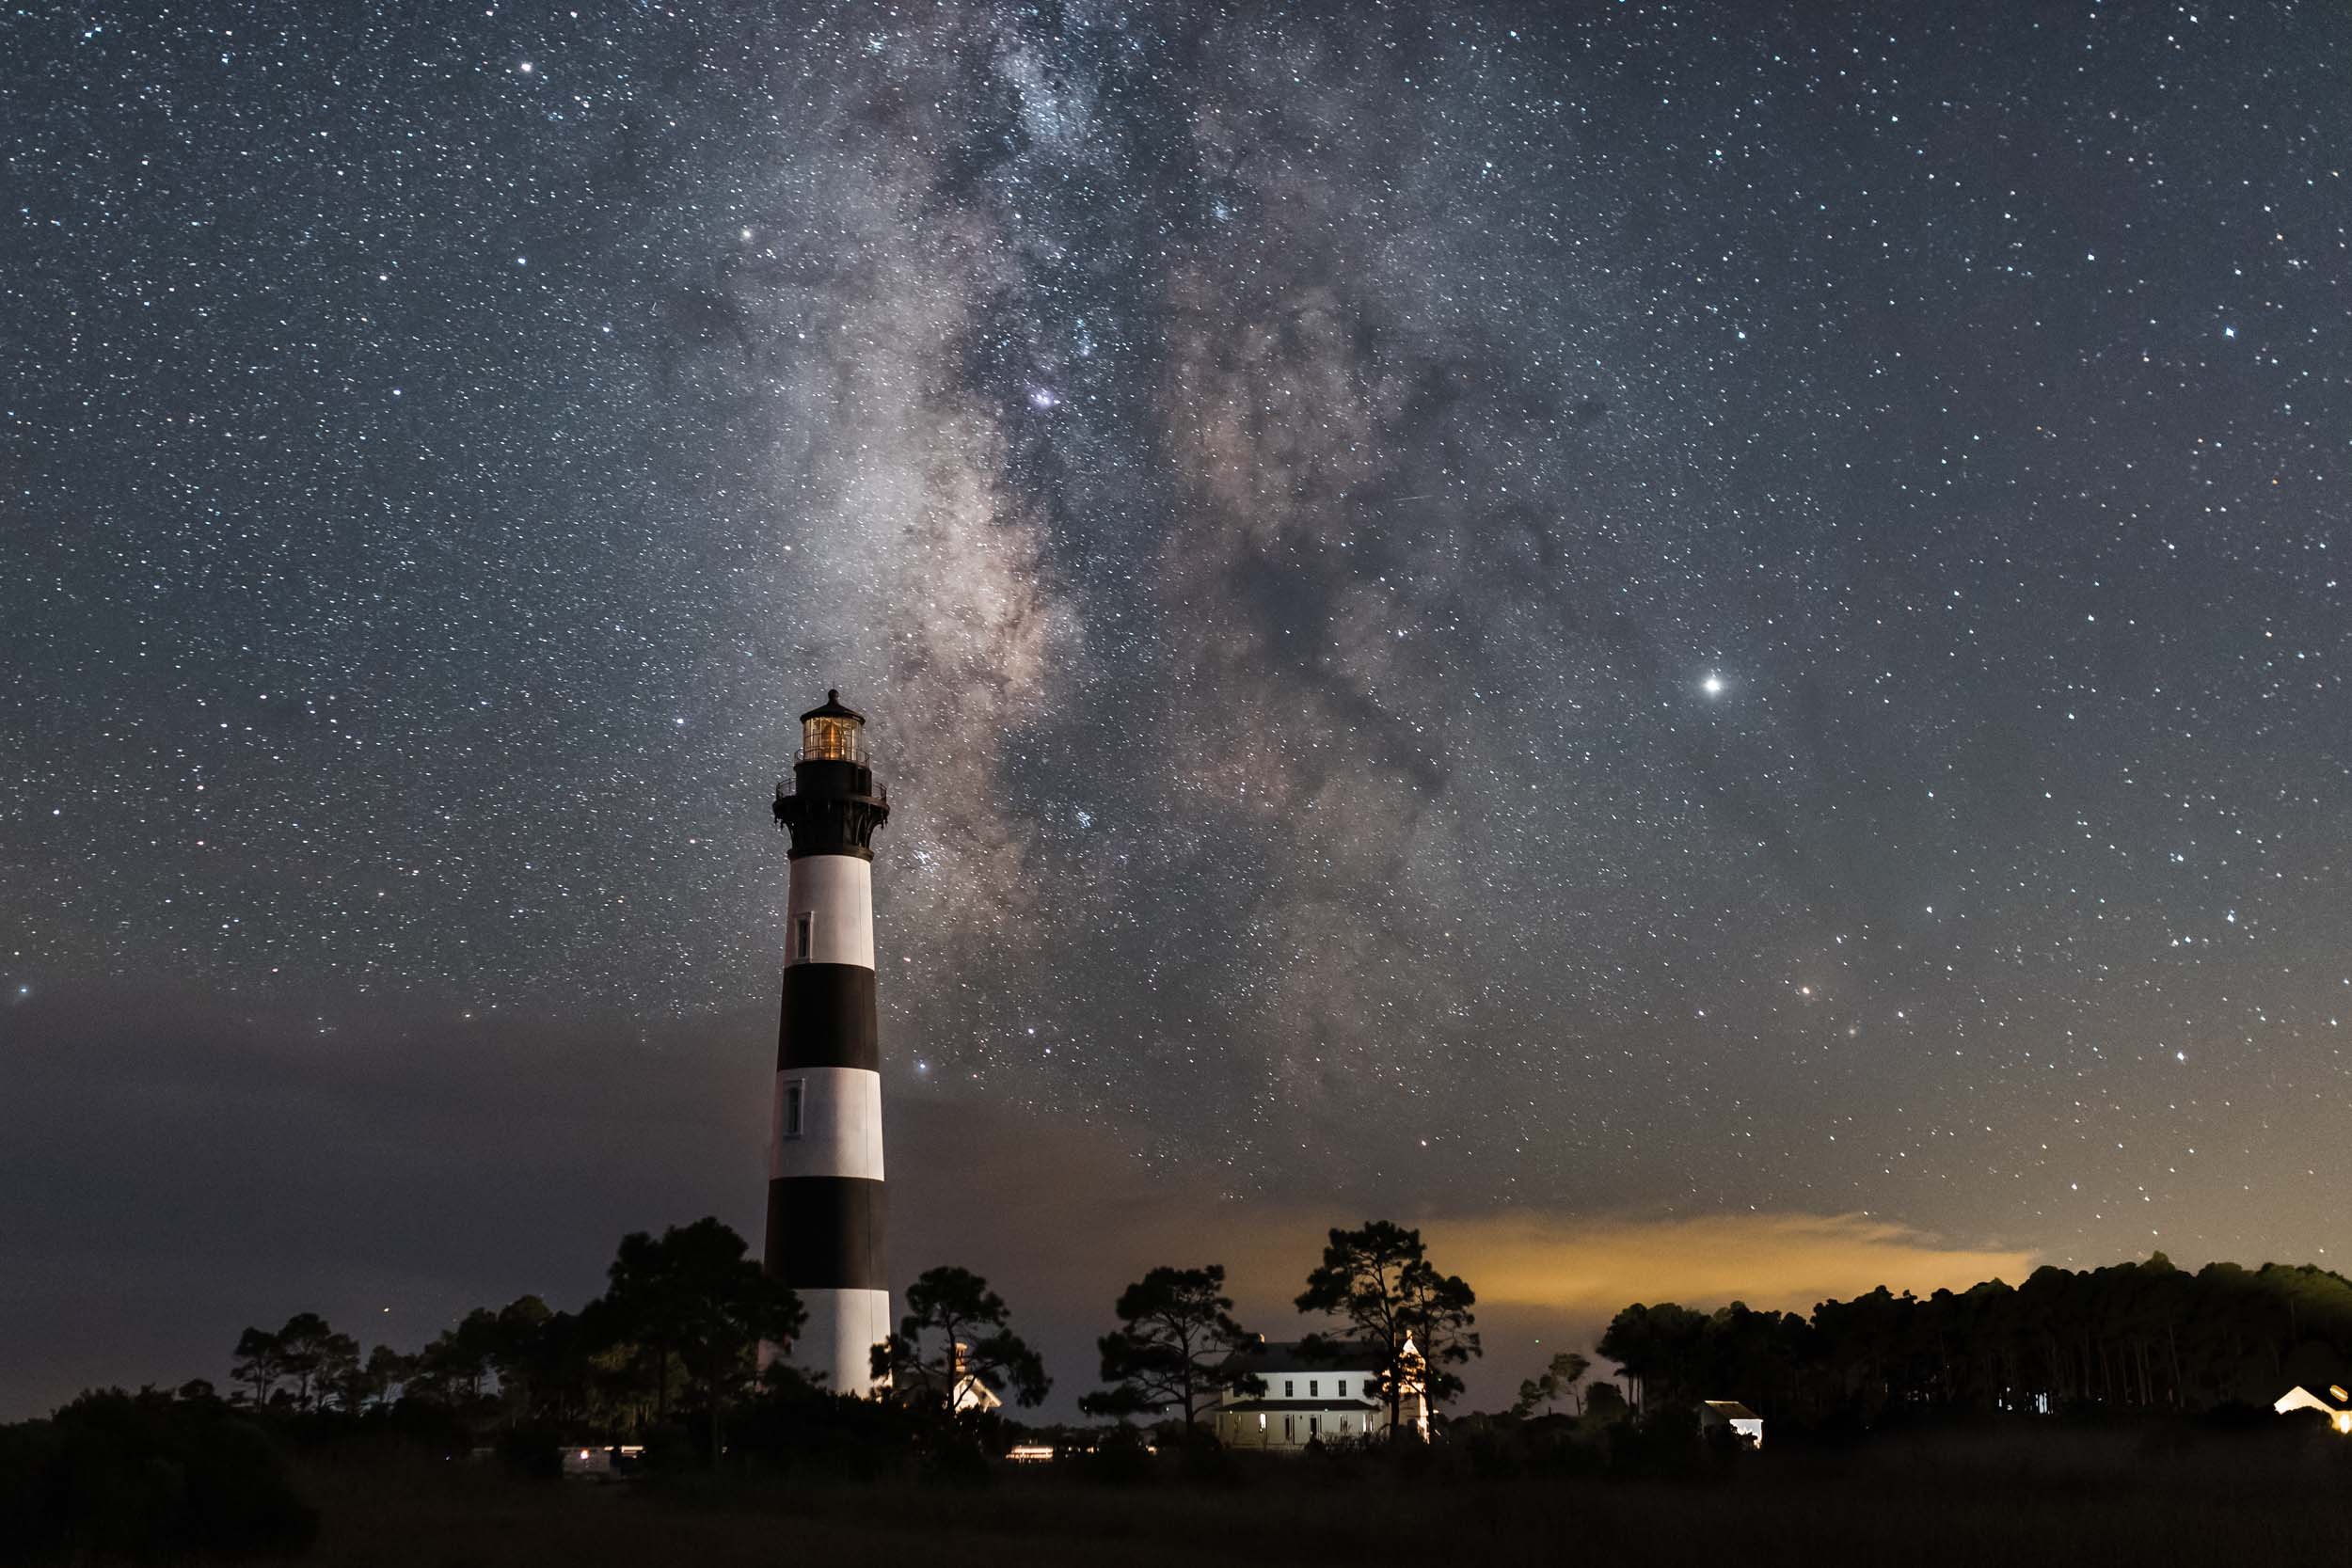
[794, 913, 813, 963]
[783, 1079, 804, 1139]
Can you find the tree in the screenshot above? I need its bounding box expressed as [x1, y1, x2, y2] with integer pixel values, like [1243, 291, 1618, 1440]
[1511, 1351, 1591, 1417]
[1295, 1220, 1482, 1436]
[596, 1217, 803, 1456]
[335, 1344, 413, 1413]
[272, 1314, 359, 1411]
[230, 1325, 285, 1406]
[874, 1266, 1050, 1410]
[1080, 1264, 1265, 1427]
[407, 1310, 500, 1408]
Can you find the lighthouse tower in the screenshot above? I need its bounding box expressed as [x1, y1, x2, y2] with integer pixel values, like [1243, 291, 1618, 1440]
[766, 689, 891, 1395]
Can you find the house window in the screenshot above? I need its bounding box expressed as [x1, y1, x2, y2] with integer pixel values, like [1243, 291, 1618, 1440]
[783, 1079, 805, 1139]
[1309, 1380, 1320, 1398]
[1337, 1379, 1347, 1397]
[1339, 1418, 1350, 1433]
[1284, 1380, 1294, 1398]
[1309, 1417, 1319, 1436]
[1283, 1417, 1294, 1442]
[1257, 1414, 1265, 1432]
[793, 913, 814, 962]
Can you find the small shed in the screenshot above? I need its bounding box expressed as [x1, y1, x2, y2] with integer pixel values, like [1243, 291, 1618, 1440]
[1699, 1401, 1764, 1449]
[2274, 1385, 2352, 1434]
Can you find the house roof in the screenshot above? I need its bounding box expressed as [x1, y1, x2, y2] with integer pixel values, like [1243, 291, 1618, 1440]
[1702, 1401, 1760, 1420]
[1220, 1339, 1386, 1376]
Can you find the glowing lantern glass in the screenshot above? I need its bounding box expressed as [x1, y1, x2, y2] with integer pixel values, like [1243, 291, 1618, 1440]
[802, 714, 862, 763]
[799, 690, 866, 763]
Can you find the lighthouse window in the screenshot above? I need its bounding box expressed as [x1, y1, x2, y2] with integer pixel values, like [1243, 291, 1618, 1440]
[782, 1079, 805, 1139]
[793, 913, 814, 963]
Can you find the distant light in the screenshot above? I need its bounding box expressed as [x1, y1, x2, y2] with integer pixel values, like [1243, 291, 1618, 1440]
[520, 61, 534, 73]
[1701, 673, 1725, 696]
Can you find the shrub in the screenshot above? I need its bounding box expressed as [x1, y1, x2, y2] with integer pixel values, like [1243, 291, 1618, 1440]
[0, 1388, 316, 1562]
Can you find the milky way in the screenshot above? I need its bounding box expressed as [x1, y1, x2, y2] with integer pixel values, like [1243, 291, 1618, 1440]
[5, 0, 2350, 1380]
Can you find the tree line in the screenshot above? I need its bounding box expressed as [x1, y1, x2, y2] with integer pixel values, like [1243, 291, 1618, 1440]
[1597, 1255, 2352, 1428]
[211, 1216, 1485, 1454]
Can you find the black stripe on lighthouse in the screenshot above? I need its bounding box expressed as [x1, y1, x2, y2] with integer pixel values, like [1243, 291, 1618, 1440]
[764, 1175, 886, 1291]
[776, 964, 879, 1072]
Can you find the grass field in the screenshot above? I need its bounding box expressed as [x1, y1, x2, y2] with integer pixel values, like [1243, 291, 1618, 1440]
[289, 1424, 2352, 1568]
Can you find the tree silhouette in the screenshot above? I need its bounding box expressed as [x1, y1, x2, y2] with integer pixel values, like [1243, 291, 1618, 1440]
[874, 1266, 1050, 1410]
[230, 1325, 285, 1407]
[1512, 1350, 1591, 1417]
[1080, 1263, 1265, 1427]
[1295, 1220, 1481, 1435]
[596, 1217, 803, 1454]
[272, 1313, 359, 1411]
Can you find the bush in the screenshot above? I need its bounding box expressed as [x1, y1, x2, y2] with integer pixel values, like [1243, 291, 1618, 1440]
[1077, 1423, 1155, 1485]
[0, 1388, 317, 1562]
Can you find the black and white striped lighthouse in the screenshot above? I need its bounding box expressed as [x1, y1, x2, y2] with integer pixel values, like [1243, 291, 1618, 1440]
[765, 689, 891, 1395]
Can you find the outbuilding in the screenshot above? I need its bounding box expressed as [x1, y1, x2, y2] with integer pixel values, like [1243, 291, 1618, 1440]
[1699, 1400, 1764, 1449]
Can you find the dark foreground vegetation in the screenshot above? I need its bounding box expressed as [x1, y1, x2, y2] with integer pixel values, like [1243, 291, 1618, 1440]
[9, 1389, 2352, 1567]
[16, 1220, 2352, 1564]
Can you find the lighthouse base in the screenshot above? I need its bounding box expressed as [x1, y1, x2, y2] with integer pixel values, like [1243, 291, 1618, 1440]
[780, 1286, 892, 1396]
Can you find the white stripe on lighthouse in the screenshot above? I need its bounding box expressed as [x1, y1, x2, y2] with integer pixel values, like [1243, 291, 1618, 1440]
[786, 854, 874, 969]
[798, 1287, 893, 1395]
[770, 1067, 885, 1181]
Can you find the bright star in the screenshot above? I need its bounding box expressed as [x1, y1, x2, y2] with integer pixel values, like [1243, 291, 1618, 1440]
[1701, 673, 1726, 696]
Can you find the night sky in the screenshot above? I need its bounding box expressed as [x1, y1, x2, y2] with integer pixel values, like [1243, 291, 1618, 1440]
[4, 2, 2347, 1418]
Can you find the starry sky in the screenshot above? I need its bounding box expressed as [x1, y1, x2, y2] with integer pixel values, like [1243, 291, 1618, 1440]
[3, 2, 2347, 1417]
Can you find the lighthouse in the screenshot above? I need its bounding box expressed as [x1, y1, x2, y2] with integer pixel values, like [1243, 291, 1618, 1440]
[766, 689, 891, 1394]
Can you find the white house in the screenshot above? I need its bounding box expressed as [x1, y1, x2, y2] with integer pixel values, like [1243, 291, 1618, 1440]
[1699, 1400, 1764, 1449]
[1212, 1338, 1427, 1450]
